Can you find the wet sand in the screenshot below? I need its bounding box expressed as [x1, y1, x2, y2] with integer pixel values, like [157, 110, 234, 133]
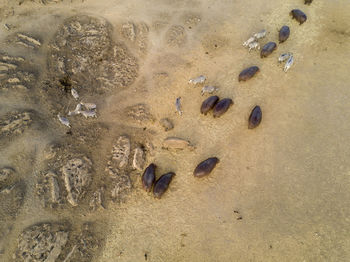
[0, 0, 349, 261]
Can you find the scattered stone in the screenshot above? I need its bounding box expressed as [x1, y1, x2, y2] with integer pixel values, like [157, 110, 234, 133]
[61, 157, 92, 206]
[159, 118, 174, 131]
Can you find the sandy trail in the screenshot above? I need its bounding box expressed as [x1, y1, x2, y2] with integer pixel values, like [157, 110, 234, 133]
[0, 0, 349, 261]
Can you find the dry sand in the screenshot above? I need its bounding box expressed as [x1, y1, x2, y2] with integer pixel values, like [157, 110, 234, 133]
[0, 0, 349, 261]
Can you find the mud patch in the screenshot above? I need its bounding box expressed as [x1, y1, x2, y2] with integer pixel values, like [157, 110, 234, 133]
[0, 53, 37, 90]
[48, 15, 138, 92]
[15, 223, 69, 262]
[124, 103, 154, 124]
[36, 140, 97, 208]
[104, 135, 150, 204]
[14, 221, 100, 262]
[61, 157, 92, 207]
[0, 180, 25, 219]
[0, 111, 33, 141]
[165, 25, 187, 47]
[120, 21, 149, 53]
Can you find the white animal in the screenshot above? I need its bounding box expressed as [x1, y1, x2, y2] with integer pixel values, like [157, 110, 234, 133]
[243, 36, 256, 47]
[57, 114, 70, 127]
[80, 102, 96, 110]
[278, 52, 292, 63]
[201, 86, 219, 96]
[71, 88, 79, 100]
[253, 29, 267, 39]
[175, 97, 182, 115]
[68, 103, 82, 116]
[188, 75, 206, 85]
[248, 41, 260, 51]
[284, 55, 294, 72]
[79, 110, 97, 118]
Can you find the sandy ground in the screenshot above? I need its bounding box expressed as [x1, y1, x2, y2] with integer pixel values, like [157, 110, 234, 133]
[0, 0, 349, 261]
